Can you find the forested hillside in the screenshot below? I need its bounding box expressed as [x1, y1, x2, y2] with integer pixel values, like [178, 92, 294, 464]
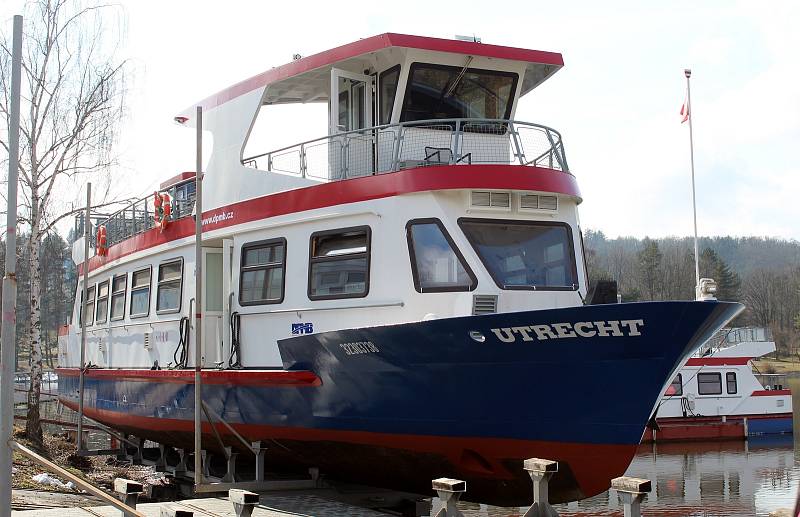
[584, 231, 800, 357]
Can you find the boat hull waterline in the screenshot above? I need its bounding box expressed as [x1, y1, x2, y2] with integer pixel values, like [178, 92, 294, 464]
[58, 300, 742, 505]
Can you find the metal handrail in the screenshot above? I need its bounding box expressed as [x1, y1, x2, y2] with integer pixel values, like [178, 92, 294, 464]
[243, 118, 569, 179]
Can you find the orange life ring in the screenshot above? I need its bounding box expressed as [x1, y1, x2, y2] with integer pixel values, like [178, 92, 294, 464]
[155, 193, 171, 232]
[96, 226, 108, 256]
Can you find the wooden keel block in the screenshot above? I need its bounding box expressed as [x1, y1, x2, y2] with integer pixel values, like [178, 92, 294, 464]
[523, 458, 559, 473]
[159, 504, 193, 517]
[611, 476, 652, 494]
[113, 478, 144, 494]
[432, 478, 466, 493]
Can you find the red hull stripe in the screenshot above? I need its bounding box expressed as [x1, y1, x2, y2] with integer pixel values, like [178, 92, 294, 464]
[751, 389, 792, 397]
[59, 399, 633, 496]
[684, 357, 751, 366]
[55, 367, 321, 387]
[81, 165, 580, 274]
[182, 33, 564, 115]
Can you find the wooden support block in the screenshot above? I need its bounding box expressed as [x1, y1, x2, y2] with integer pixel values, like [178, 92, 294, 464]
[113, 478, 144, 494]
[432, 478, 466, 493]
[159, 504, 193, 517]
[523, 458, 559, 473]
[611, 476, 652, 494]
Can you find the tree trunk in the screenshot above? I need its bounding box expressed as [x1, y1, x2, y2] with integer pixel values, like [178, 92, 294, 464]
[26, 197, 44, 444]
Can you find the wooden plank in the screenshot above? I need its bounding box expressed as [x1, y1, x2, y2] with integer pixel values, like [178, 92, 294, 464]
[10, 440, 146, 517]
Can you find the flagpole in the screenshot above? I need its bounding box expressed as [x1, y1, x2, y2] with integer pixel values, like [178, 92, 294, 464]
[685, 68, 700, 297]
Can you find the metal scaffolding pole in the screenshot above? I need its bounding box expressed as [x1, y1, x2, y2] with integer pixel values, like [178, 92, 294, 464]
[77, 183, 91, 452]
[0, 15, 23, 516]
[194, 106, 203, 486]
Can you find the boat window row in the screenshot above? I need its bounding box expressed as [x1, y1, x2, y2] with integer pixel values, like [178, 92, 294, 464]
[238, 219, 579, 306]
[79, 258, 184, 327]
[666, 372, 738, 396]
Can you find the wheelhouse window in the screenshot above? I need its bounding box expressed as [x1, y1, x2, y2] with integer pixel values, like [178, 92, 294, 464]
[309, 227, 370, 299]
[665, 374, 683, 396]
[240, 239, 286, 305]
[79, 284, 96, 327]
[400, 63, 518, 122]
[95, 280, 109, 324]
[726, 372, 737, 394]
[130, 267, 151, 318]
[458, 219, 578, 290]
[379, 65, 400, 124]
[697, 372, 723, 395]
[406, 219, 476, 293]
[110, 274, 127, 321]
[156, 259, 183, 313]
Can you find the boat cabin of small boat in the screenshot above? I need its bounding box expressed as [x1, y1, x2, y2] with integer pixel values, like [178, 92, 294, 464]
[60, 33, 581, 370]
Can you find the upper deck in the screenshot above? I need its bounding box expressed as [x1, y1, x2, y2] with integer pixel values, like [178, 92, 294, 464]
[84, 34, 576, 258]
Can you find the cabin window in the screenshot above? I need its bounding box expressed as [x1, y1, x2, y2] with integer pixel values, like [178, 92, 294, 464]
[130, 267, 152, 318]
[665, 374, 683, 396]
[379, 65, 400, 124]
[79, 284, 96, 327]
[726, 372, 737, 394]
[110, 274, 127, 321]
[95, 280, 109, 324]
[240, 239, 286, 305]
[156, 259, 183, 313]
[458, 219, 578, 290]
[697, 372, 723, 395]
[309, 227, 370, 299]
[84, 285, 96, 326]
[400, 63, 518, 123]
[406, 219, 476, 293]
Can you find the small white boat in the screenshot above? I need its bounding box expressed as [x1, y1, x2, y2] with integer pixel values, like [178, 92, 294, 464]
[647, 327, 793, 441]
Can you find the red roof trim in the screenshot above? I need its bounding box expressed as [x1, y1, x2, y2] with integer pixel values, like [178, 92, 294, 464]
[56, 367, 321, 387]
[751, 389, 791, 397]
[160, 171, 196, 190]
[80, 165, 580, 275]
[684, 357, 751, 367]
[182, 33, 564, 115]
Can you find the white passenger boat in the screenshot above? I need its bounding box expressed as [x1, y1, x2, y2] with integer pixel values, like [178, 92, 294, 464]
[647, 327, 793, 441]
[56, 33, 743, 504]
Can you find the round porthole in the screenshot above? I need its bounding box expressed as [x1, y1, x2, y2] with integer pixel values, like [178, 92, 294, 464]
[469, 330, 486, 343]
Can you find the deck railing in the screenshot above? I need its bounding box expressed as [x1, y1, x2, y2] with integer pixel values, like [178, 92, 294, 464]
[243, 118, 569, 180]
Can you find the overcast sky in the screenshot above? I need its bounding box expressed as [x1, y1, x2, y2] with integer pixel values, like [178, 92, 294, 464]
[2, 0, 799, 239]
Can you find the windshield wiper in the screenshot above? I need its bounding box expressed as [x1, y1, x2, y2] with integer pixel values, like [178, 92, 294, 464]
[444, 56, 473, 98]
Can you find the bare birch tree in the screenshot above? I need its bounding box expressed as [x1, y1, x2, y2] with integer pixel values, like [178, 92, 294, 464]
[0, 0, 127, 442]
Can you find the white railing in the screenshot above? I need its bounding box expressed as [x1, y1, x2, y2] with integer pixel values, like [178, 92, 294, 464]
[243, 118, 569, 180]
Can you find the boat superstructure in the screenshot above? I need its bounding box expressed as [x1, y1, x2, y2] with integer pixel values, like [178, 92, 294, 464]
[57, 34, 743, 505]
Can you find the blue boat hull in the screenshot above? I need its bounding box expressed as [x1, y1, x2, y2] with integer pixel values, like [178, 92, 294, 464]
[58, 300, 741, 504]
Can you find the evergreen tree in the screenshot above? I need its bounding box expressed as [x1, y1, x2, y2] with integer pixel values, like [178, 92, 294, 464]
[699, 248, 741, 301]
[637, 238, 662, 300]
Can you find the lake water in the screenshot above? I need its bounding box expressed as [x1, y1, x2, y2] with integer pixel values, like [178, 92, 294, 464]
[458, 376, 800, 516]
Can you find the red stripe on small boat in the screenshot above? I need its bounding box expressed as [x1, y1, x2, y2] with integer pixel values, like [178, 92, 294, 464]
[684, 357, 751, 366]
[80, 165, 581, 274]
[182, 33, 564, 114]
[751, 389, 791, 397]
[55, 367, 321, 387]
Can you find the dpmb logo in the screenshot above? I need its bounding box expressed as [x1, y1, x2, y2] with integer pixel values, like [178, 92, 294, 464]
[292, 322, 314, 335]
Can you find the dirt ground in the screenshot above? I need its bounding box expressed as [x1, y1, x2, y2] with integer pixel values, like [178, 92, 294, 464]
[11, 425, 164, 494]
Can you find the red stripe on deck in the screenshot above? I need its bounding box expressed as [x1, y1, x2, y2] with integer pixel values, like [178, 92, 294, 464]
[751, 389, 791, 397]
[684, 357, 751, 366]
[80, 165, 580, 274]
[55, 367, 321, 387]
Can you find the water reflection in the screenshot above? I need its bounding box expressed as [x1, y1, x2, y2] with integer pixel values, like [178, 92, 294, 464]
[459, 376, 800, 517]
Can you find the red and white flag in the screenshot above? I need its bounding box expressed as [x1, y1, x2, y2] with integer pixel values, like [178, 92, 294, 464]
[680, 100, 690, 123]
